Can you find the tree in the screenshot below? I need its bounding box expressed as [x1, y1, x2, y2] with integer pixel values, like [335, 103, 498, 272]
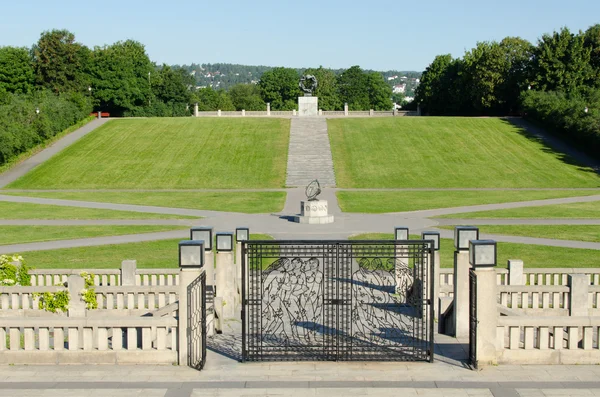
[32, 29, 90, 93]
[229, 84, 265, 110]
[415, 55, 457, 115]
[88, 40, 153, 115]
[584, 24, 600, 85]
[530, 27, 592, 93]
[366, 72, 393, 110]
[258, 67, 301, 110]
[303, 67, 342, 110]
[0, 47, 34, 94]
[152, 64, 194, 105]
[337, 66, 369, 110]
[194, 87, 234, 111]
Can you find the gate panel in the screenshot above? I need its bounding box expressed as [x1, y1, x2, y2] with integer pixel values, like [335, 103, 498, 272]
[469, 270, 477, 368]
[242, 240, 433, 362]
[187, 271, 206, 370]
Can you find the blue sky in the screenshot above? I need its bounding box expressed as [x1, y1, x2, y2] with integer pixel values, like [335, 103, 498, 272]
[1, 0, 598, 71]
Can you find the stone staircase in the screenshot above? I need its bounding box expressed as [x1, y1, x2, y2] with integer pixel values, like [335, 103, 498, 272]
[286, 118, 336, 187]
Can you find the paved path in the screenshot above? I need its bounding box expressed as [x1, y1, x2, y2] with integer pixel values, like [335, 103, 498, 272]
[436, 219, 600, 225]
[286, 118, 336, 187]
[0, 118, 111, 189]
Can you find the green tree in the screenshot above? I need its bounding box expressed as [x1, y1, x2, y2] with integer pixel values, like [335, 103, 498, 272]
[415, 55, 460, 115]
[194, 87, 235, 111]
[337, 65, 370, 110]
[303, 67, 342, 110]
[366, 72, 393, 110]
[258, 67, 301, 110]
[32, 29, 90, 93]
[584, 24, 600, 85]
[88, 40, 153, 115]
[0, 47, 34, 94]
[530, 27, 592, 93]
[152, 64, 193, 105]
[229, 84, 265, 110]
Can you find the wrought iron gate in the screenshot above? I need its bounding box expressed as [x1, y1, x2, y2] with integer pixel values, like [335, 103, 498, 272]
[241, 240, 434, 362]
[469, 270, 477, 369]
[187, 271, 207, 370]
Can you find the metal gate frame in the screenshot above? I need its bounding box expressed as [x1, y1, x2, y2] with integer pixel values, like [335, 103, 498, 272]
[469, 269, 477, 369]
[187, 271, 207, 370]
[241, 240, 435, 362]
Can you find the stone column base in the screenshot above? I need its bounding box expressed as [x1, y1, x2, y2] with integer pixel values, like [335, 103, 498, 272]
[293, 215, 335, 224]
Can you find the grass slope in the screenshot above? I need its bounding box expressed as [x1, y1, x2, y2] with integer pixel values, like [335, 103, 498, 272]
[18, 234, 273, 269]
[438, 225, 600, 243]
[1, 225, 186, 245]
[328, 117, 600, 188]
[8, 118, 290, 189]
[2, 191, 286, 214]
[0, 201, 195, 220]
[436, 201, 600, 219]
[336, 190, 600, 213]
[350, 233, 598, 268]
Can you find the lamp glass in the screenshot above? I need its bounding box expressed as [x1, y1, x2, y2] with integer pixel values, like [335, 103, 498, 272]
[421, 231, 440, 250]
[191, 229, 212, 251]
[179, 240, 204, 268]
[236, 228, 249, 242]
[216, 233, 233, 251]
[395, 227, 409, 240]
[455, 227, 479, 250]
[469, 240, 496, 267]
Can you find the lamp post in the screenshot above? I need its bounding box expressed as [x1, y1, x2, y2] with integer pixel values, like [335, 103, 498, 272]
[394, 226, 409, 241]
[394, 226, 410, 298]
[453, 226, 479, 338]
[215, 232, 235, 321]
[454, 226, 479, 252]
[178, 240, 205, 268]
[469, 240, 497, 268]
[191, 227, 213, 286]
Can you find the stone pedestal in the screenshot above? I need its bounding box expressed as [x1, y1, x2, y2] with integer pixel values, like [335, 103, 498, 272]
[298, 96, 318, 117]
[293, 200, 334, 224]
[453, 251, 470, 339]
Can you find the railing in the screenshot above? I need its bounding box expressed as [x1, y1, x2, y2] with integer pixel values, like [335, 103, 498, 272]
[524, 269, 600, 286]
[136, 269, 179, 286]
[496, 316, 600, 364]
[497, 285, 570, 314]
[94, 285, 178, 311]
[0, 286, 65, 312]
[30, 269, 121, 286]
[0, 317, 177, 364]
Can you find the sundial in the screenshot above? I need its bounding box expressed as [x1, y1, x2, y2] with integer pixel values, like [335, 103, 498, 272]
[305, 179, 321, 201]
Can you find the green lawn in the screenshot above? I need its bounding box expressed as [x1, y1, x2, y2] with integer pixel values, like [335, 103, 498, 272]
[17, 234, 274, 269]
[0, 201, 196, 220]
[349, 233, 599, 268]
[2, 191, 286, 214]
[437, 225, 600, 243]
[7, 118, 290, 189]
[328, 117, 600, 188]
[1, 225, 186, 245]
[436, 201, 600, 219]
[336, 190, 600, 213]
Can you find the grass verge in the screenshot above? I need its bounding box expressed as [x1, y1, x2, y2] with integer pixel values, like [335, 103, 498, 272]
[336, 190, 600, 213]
[435, 201, 600, 219]
[7, 118, 290, 189]
[0, 225, 187, 245]
[328, 117, 600, 188]
[1, 191, 286, 214]
[437, 225, 600, 243]
[0, 201, 196, 220]
[349, 233, 599, 268]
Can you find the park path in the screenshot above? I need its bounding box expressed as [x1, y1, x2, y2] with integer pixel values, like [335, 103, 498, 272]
[285, 117, 336, 187]
[0, 118, 111, 189]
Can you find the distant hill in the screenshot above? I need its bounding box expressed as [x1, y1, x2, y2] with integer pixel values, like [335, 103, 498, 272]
[174, 63, 421, 96]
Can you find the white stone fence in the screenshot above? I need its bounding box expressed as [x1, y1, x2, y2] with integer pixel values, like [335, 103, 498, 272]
[496, 316, 600, 364]
[0, 316, 177, 364]
[193, 109, 416, 117]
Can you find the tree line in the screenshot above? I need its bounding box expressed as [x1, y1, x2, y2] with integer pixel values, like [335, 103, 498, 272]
[415, 25, 600, 159]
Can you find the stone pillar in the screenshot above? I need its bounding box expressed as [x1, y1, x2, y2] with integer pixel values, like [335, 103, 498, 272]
[67, 275, 85, 317]
[241, 109, 245, 117]
[267, 103, 271, 116]
[344, 103, 348, 116]
[217, 109, 221, 117]
[216, 252, 236, 319]
[453, 251, 470, 338]
[177, 267, 203, 365]
[433, 250, 441, 321]
[205, 251, 215, 287]
[97, 111, 101, 119]
[568, 274, 589, 316]
[318, 109, 323, 116]
[194, 103, 199, 117]
[508, 259, 524, 285]
[121, 260, 137, 286]
[369, 109, 374, 116]
[292, 109, 297, 116]
[393, 108, 398, 116]
[472, 266, 498, 366]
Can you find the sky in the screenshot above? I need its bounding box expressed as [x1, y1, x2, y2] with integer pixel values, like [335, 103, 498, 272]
[1, 0, 599, 72]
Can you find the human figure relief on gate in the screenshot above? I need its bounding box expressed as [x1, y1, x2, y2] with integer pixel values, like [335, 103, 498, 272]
[351, 258, 412, 345]
[261, 257, 323, 346]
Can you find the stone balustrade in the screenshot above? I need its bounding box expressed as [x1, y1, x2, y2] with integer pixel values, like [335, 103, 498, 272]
[30, 269, 121, 286]
[498, 285, 570, 314]
[135, 269, 179, 286]
[0, 285, 65, 313]
[94, 285, 178, 311]
[496, 316, 600, 364]
[0, 316, 177, 364]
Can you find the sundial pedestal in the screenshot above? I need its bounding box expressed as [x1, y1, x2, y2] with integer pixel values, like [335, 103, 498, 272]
[294, 199, 334, 224]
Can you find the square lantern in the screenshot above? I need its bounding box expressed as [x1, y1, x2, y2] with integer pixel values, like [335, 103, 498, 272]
[469, 240, 497, 267]
[454, 226, 479, 251]
[421, 231, 440, 251]
[216, 232, 234, 252]
[179, 240, 204, 268]
[190, 226, 213, 251]
[236, 227, 249, 242]
[394, 227, 409, 241]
